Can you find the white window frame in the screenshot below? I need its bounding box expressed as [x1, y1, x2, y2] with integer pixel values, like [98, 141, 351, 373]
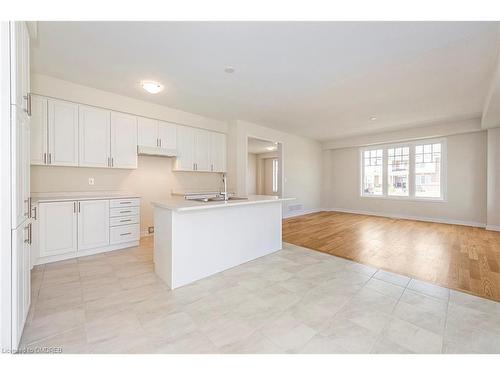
[359, 138, 447, 202]
[272, 158, 278, 193]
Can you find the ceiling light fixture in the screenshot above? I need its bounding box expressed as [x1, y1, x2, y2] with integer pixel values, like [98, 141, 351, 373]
[141, 81, 164, 94]
[224, 66, 235, 74]
[370, 116, 377, 121]
[266, 146, 277, 151]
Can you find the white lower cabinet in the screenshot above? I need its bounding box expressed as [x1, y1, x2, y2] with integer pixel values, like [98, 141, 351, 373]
[34, 197, 140, 264]
[38, 201, 78, 258]
[77, 200, 110, 251]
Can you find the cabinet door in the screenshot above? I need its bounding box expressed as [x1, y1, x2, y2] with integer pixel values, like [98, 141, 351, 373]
[194, 128, 211, 171]
[137, 117, 158, 147]
[30, 95, 48, 165]
[110, 111, 137, 169]
[48, 99, 79, 166]
[210, 132, 227, 172]
[175, 125, 195, 171]
[12, 223, 31, 350]
[38, 201, 77, 257]
[11, 106, 30, 229]
[77, 200, 110, 251]
[79, 105, 110, 168]
[9, 22, 30, 111]
[158, 121, 177, 149]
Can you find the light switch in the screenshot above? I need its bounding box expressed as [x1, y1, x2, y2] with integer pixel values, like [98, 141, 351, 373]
[88, 178, 95, 185]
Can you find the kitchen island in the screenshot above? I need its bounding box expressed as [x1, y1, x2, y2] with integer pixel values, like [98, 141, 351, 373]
[152, 195, 294, 289]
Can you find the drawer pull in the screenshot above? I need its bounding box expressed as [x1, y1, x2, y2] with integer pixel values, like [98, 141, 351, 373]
[120, 232, 132, 236]
[120, 219, 132, 223]
[120, 210, 131, 213]
[119, 201, 132, 204]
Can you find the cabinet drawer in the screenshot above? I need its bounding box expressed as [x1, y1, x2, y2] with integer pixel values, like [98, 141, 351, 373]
[110, 215, 139, 227]
[109, 206, 140, 217]
[110, 224, 139, 244]
[109, 198, 140, 208]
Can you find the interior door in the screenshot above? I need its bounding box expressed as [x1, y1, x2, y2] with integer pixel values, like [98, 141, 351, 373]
[38, 201, 77, 257]
[48, 98, 79, 166]
[77, 200, 110, 251]
[137, 117, 158, 147]
[78, 105, 110, 167]
[194, 128, 210, 171]
[158, 121, 177, 149]
[30, 95, 47, 165]
[11, 223, 31, 350]
[110, 111, 137, 169]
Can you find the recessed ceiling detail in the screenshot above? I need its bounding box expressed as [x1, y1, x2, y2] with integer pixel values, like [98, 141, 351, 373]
[31, 21, 500, 141]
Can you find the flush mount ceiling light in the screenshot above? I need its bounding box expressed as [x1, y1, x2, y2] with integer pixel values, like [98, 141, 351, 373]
[370, 116, 377, 121]
[224, 66, 235, 74]
[141, 81, 164, 94]
[266, 146, 277, 151]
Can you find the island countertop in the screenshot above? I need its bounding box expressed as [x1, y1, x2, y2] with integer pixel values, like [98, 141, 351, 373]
[152, 195, 295, 212]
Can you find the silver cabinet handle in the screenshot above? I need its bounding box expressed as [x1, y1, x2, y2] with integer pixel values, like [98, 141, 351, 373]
[119, 210, 131, 214]
[23, 94, 31, 116]
[78, 202, 81, 213]
[48, 153, 52, 164]
[120, 232, 131, 236]
[43, 153, 47, 164]
[73, 202, 77, 213]
[32, 205, 37, 220]
[119, 202, 132, 204]
[23, 198, 29, 217]
[159, 138, 162, 147]
[119, 219, 132, 223]
[24, 223, 32, 245]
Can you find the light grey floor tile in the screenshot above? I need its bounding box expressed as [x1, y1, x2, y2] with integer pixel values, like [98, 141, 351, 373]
[381, 317, 443, 354]
[365, 278, 405, 299]
[373, 270, 411, 287]
[407, 279, 450, 301]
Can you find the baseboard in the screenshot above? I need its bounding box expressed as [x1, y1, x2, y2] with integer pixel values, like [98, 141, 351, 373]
[486, 225, 500, 232]
[324, 207, 486, 228]
[283, 208, 322, 219]
[35, 240, 140, 265]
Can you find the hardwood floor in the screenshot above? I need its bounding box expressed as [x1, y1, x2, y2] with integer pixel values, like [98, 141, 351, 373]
[283, 211, 500, 302]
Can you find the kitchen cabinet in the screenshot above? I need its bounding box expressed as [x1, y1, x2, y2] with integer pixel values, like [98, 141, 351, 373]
[30, 97, 79, 166]
[11, 106, 30, 229]
[77, 200, 110, 251]
[194, 128, 211, 171]
[10, 21, 30, 113]
[12, 223, 31, 349]
[175, 125, 195, 171]
[111, 111, 137, 168]
[138, 117, 177, 150]
[38, 201, 78, 258]
[210, 132, 227, 172]
[79, 105, 111, 168]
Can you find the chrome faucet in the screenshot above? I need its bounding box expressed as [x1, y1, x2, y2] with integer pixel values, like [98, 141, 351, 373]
[220, 173, 229, 201]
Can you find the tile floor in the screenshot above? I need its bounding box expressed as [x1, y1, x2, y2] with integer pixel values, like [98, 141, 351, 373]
[21, 238, 500, 354]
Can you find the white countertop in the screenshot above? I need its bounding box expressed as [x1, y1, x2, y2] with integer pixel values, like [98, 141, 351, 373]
[152, 195, 295, 212]
[32, 191, 140, 203]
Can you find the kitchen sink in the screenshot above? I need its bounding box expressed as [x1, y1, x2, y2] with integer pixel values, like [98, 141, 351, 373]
[192, 196, 248, 202]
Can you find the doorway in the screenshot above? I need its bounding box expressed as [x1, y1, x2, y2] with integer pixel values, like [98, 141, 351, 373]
[247, 137, 282, 196]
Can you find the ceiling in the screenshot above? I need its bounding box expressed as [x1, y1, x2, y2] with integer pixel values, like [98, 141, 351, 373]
[32, 21, 500, 141]
[248, 137, 277, 154]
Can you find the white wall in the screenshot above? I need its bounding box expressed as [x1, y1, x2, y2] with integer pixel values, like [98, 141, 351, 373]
[247, 153, 257, 195]
[487, 128, 500, 230]
[227, 120, 323, 217]
[322, 131, 488, 226]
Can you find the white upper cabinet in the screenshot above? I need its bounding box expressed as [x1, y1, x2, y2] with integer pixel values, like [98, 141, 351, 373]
[110, 111, 137, 169]
[30, 95, 47, 165]
[11, 106, 30, 229]
[48, 99, 79, 166]
[175, 125, 195, 171]
[137, 117, 158, 147]
[194, 128, 211, 172]
[79, 105, 111, 168]
[10, 22, 30, 113]
[210, 132, 227, 172]
[158, 121, 177, 150]
[38, 201, 77, 258]
[77, 200, 110, 251]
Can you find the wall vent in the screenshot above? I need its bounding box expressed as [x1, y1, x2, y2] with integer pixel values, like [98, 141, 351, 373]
[288, 204, 303, 212]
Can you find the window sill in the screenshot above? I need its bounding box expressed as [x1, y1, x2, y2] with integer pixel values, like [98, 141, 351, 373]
[360, 195, 446, 203]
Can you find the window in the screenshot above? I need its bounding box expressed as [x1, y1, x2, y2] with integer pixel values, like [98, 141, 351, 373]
[387, 146, 409, 197]
[360, 139, 445, 200]
[362, 149, 383, 196]
[415, 143, 441, 198]
[272, 158, 279, 193]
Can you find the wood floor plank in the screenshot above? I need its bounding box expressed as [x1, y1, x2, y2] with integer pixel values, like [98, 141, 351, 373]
[283, 211, 500, 302]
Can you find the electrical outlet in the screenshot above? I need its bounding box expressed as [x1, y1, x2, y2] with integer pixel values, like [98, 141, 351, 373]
[88, 178, 95, 186]
[148, 226, 154, 234]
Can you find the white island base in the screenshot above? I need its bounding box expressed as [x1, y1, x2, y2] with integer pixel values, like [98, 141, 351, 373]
[152, 196, 291, 289]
